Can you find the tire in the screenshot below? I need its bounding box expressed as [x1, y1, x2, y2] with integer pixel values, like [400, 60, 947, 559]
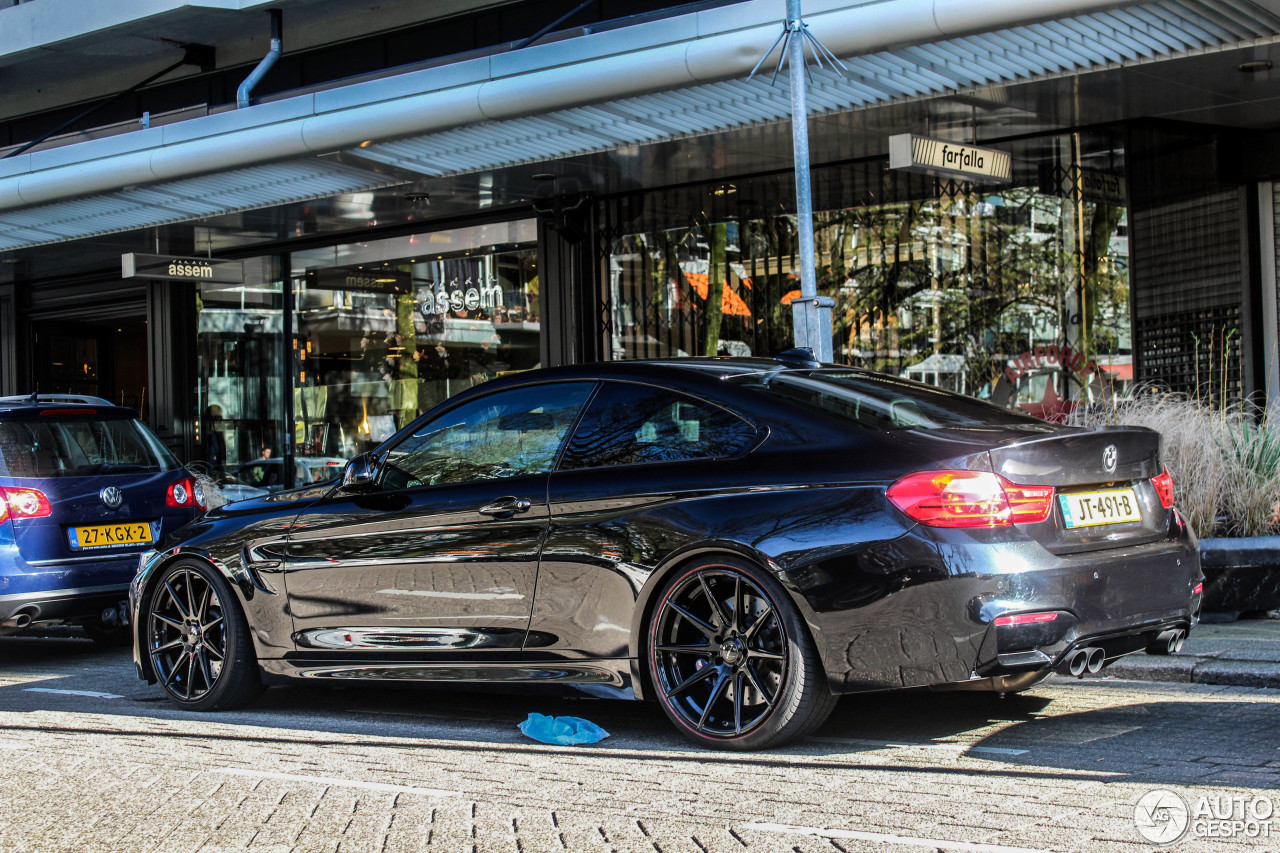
[82, 620, 132, 647]
[647, 556, 837, 750]
[144, 559, 264, 711]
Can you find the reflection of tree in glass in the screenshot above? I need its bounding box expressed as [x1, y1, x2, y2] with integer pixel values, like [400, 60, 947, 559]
[381, 389, 590, 488]
[564, 385, 754, 469]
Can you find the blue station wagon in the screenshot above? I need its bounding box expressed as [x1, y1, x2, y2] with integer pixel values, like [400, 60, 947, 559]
[0, 395, 205, 643]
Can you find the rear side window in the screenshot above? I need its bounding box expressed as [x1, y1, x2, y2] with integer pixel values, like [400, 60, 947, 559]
[0, 417, 178, 477]
[561, 382, 756, 470]
[732, 370, 1050, 430]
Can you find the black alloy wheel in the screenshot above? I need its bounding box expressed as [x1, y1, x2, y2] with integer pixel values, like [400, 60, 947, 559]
[146, 560, 263, 711]
[648, 558, 836, 750]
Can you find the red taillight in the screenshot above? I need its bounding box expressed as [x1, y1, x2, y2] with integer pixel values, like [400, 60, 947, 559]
[994, 612, 1059, 627]
[1193, 583, 1203, 596]
[166, 476, 206, 509]
[1152, 467, 1175, 508]
[0, 486, 53, 522]
[886, 470, 1054, 528]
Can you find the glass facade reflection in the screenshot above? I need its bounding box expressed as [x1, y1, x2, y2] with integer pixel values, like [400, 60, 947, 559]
[289, 220, 540, 463]
[195, 263, 285, 481]
[607, 132, 1131, 417]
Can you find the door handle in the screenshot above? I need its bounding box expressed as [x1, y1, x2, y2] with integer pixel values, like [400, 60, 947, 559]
[478, 496, 533, 518]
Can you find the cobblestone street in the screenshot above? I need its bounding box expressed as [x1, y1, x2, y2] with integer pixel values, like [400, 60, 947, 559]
[1, 635, 1277, 852]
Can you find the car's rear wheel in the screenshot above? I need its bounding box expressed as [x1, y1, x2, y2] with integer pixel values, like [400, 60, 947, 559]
[145, 560, 263, 711]
[648, 557, 836, 750]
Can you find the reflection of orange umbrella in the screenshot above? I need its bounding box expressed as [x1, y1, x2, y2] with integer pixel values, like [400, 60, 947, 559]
[685, 272, 752, 316]
[780, 289, 802, 305]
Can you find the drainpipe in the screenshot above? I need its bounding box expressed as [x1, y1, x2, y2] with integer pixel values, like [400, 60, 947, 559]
[237, 8, 283, 109]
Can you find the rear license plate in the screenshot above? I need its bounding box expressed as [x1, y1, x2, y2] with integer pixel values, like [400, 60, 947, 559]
[68, 522, 155, 550]
[1058, 488, 1142, 529]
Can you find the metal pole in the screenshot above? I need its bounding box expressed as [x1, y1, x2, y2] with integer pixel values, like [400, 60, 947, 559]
[786, 0, 834, 362]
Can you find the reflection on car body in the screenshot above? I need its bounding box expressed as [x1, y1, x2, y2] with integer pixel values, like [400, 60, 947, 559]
[131, 353, 1202, 749]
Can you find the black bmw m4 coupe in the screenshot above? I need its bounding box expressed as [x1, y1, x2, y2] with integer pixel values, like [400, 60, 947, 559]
[131, 352, 1202, 749]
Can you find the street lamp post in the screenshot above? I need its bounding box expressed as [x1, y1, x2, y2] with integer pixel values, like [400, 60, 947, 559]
[785, 0, 834, 363]
[753, 0, 839, 362]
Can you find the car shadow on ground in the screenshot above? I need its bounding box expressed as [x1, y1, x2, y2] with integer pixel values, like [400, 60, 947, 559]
[2, 638, 1276, 789]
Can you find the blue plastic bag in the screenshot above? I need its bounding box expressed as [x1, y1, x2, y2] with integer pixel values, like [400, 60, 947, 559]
[518, 712, 610, 745]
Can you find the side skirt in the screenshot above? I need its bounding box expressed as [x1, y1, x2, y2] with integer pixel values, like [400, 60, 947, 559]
[260, 657, 639, 699]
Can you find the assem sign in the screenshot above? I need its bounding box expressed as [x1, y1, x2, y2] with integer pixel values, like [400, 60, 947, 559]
[889, 134, 1012, 183]
[121, 253, 245, 284]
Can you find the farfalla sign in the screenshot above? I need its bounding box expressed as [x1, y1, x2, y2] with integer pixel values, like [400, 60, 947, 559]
[889, 134, 1012, 183]
[121, 253, 245, 284]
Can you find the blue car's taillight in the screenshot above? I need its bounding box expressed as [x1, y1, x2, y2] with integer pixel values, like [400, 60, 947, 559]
[0, 486, 53, 522]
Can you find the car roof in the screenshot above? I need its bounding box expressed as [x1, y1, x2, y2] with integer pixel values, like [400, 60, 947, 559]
[477, 355, 888, 391]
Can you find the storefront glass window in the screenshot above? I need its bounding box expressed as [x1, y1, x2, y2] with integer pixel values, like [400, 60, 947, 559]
[195, 263, 285, 485]
[289, 220, 539, 462]
[608, 133, 1128, 418]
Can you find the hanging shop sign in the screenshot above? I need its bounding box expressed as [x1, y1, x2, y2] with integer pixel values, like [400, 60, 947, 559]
[121, 253, 244, 284]
[888, 134, 1012, 183]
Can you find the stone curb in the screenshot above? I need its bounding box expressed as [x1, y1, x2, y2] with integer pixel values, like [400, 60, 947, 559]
[1106, 655, 1280, 689]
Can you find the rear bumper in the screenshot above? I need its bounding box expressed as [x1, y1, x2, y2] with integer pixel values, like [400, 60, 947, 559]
[784, 521, 1202, 694]
[0, 550, 137, 626]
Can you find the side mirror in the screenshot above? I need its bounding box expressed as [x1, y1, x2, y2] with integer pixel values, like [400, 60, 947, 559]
[341, 453, 380, 490]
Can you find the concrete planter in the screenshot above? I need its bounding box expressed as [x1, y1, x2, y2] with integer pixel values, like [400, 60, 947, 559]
[1200, 536, 1280, 614]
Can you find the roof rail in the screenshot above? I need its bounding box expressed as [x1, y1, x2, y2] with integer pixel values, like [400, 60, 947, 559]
[0, 393, 115, 406]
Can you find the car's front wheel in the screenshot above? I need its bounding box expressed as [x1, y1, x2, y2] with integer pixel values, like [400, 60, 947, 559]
[145, 559, 264, 711]
[648, 557, 836, 750]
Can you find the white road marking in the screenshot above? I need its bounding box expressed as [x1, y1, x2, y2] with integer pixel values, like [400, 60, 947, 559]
[0, 740, 32, 750]
[745, 823, 1057, 853]
[23, 688, 122, 699]
[808, 735, 1029, 756]
[211, 767, 459, 798]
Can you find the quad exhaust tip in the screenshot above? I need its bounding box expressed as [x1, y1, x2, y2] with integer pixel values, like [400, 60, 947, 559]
[1060, 646, 1106, 678]
[1148, 628, 1186, 656]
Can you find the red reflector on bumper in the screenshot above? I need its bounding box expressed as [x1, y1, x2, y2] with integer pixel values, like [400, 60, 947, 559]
[994, 612, 1059, 627]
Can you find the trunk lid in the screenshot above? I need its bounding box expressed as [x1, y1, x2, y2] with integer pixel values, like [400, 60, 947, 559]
[894, 424, 1173, 554]
[988, 426, 1170, 554]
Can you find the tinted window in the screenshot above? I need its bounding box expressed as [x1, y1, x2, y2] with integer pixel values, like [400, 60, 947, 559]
[0, 417, 178, 478]
[562, 383, 755, 469]
[731, 370, 1050, 430]
[380, 382, 594, 489]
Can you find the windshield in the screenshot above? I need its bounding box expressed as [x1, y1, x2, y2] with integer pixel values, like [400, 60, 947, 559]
[731, 369, 1050, 430]
[0, 417, 180, 477]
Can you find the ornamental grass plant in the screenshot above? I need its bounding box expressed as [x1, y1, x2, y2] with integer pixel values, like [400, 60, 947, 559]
[1069, 390, 1280, 538]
